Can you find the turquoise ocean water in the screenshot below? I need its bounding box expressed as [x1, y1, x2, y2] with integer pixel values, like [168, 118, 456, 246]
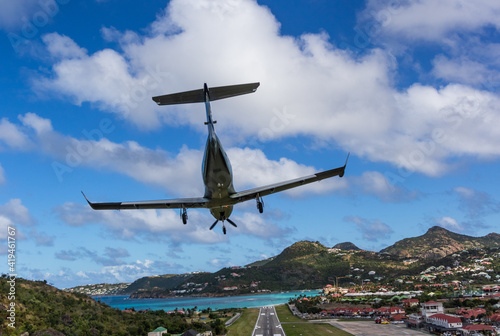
[95, 290, 317, 311]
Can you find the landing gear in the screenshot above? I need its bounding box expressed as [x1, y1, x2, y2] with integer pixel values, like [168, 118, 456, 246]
[181, 208, 188, 224]
[256, 196, 264, 214]
[209, 212, 237, 234]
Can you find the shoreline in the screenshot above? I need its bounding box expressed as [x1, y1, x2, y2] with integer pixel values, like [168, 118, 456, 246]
[93, 289, 320, 312]
[93, 288, 321, 300]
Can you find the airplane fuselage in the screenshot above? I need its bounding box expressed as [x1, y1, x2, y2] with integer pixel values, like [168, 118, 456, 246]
[202, 86, 235, 220]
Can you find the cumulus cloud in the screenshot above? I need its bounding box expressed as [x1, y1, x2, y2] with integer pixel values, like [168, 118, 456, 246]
[0, 117, 32, 149]
[54, 201, 229, 244]
[0, 163, 5, 184]
[55, 199, 296, 244]
[0, 198, 36, 227]
[29, 0, 500, 177]
[454, 186, 500, 220]
[55, 246, 130, 266]
[434, 216, 463, 232]
[27, 258, 182, 287]
[361, 0, 500, 90]
[229, 147, 348, 196]
[345, 216, 393, 242]
[0, 0, 42, 30]
[0, 199, 54, 253]
[362, 0, 500, 42]
[231, 212, 295, 239]
[2, 113, 348, 199]
[349, 171, 419, 202]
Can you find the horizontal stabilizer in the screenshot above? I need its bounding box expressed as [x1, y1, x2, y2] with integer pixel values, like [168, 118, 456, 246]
[152, 82, 260, 106]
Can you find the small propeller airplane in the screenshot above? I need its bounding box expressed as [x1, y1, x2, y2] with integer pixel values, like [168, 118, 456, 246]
[83, 82, 348, 234]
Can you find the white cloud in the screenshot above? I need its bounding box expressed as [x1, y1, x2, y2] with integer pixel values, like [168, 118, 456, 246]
[42, 33, 87, 59]
[30, 0, 500, 177]
[350, 171, 419, 202]
[229, 147, 347, 196]
[232, 212, 294, 239]
[0, 198, 36, 226]
[54, 202, 228, 244]
[345, 216, 393, 242]
[0, 163, 5, 184]
[432, 55, 490, 86]
[0, 0, 41, 30]
[0, 199, 36, 251]
[0, 117, 32, 149]
[435, 216, 463, 231]
[454, 186, 500, 218]
[30, 258, 180, 287]
[3, 113, 347, 199]
[363, 0, 500, 41]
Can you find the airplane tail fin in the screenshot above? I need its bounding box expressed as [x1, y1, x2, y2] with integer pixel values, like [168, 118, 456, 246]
[152, 82, 260, 106]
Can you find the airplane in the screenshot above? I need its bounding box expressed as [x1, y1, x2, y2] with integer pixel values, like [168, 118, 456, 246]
[82, 82, 348, 234]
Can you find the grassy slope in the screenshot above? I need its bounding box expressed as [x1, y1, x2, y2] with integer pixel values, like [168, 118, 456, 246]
[226, 308, 259, 335]
[275, 304, 353, 336]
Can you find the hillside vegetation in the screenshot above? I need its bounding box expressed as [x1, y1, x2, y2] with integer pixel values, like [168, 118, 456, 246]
[0, 277, 225, 336]
[122, 226, 500, 297]
[380, 226, 500, 259]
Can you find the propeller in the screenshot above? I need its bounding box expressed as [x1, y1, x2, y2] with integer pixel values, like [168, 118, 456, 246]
[209, 219, 218, 230]
[226, 218, 237, 227]
[209, 217, 237, 234]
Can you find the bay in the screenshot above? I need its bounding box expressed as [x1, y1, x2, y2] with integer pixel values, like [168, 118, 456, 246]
[95, 290, 317, 312]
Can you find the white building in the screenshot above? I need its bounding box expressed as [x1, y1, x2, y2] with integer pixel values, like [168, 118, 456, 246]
[421, 301, 444, 317]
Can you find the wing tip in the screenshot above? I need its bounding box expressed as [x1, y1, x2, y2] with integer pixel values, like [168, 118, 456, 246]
[81, 191, 96, 209]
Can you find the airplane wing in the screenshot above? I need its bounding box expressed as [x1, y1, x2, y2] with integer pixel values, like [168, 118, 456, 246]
[81, 192, 209, 210]
[229, 155, 348, 204]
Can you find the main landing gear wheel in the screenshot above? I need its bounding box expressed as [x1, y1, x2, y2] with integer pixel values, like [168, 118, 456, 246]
[181, 208, 188, 224]
[256, 196, 264, 214]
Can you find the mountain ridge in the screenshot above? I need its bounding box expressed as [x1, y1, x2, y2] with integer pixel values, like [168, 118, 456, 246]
[67, 226, 500, 296]
[380, 225, 500, 259]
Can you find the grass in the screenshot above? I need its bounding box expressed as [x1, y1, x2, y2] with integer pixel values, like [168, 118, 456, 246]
[281, 323, 354, 336]
[226, 308, 259, 335]
[275, 304, 354, 336]
[274, 304, 303, 323]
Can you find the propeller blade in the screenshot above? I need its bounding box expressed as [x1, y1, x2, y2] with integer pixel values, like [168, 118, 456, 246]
[226, 218, 237, 227]
[209, 220, 218, 230]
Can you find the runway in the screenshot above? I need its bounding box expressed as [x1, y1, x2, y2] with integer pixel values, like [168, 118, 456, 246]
[252, 306, 285, 336]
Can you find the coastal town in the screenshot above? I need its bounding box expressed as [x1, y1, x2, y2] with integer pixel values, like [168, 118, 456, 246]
[61, 242, 500, 336]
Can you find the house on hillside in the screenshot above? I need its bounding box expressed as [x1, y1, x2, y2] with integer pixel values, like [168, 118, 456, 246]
[148, 327, 168, 336]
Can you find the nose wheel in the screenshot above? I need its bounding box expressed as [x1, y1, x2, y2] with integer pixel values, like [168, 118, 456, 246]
[209, 212, 237, 234]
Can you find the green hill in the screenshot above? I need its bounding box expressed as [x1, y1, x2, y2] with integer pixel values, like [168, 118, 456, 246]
[0, 276, 224, 335]
[333, 242, 360, 250]
[124, 273, 194, 295]
[380, 226, 500, 259]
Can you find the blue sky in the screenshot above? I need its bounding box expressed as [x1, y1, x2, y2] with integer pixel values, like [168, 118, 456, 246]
[1, 0, 499, 289]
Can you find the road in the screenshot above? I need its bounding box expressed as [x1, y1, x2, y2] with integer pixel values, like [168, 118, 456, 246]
[252, 306, 285, 336]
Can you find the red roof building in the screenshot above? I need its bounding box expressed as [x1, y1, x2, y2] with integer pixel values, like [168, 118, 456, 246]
[426, 313, 462, 329]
